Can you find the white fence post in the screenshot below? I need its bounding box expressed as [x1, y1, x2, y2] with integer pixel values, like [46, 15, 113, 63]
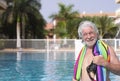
[47, 39, 49, 61]
[114, 39, 117, 51]
[75, 39, 84, 60]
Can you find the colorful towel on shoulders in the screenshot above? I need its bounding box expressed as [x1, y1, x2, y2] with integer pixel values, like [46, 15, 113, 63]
[73, 40, 110, 81]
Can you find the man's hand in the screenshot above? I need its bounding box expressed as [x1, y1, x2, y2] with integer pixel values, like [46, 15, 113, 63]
[72, 78, 77, 81]
[93, 55, 108, 67]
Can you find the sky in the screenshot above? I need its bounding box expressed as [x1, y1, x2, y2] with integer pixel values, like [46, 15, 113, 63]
[40, 0, 120, 22]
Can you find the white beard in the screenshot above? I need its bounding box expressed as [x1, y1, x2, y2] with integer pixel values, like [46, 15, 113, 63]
[84, 38, 97, 47]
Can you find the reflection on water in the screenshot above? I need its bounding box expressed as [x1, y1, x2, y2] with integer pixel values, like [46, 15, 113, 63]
[0, 52, 75, 81]
[17, 52, 22, 60]
[0, 60, 74, 81]
[0, 52, 119, 81]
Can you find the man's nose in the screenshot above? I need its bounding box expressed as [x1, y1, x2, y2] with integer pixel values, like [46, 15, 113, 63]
[87, 34, 91, 38]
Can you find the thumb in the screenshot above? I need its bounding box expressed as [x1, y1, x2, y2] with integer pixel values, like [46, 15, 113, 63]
[99, 55, 103, 57]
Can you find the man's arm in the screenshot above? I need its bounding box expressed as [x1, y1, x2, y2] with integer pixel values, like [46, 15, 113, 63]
[104, 61, 120, 75]
[93, 46, 120, 75]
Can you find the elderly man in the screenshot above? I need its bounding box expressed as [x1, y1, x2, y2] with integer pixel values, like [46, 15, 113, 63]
[73, 21, 120, 81]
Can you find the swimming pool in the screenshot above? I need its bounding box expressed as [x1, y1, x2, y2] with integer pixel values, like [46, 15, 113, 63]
[0, 52, 119, 81]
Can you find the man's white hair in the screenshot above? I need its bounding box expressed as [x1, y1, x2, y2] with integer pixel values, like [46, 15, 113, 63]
[78, 21, 99, 38]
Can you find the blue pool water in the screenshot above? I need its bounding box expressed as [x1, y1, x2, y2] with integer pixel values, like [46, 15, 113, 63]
[0, 52, 119, 81]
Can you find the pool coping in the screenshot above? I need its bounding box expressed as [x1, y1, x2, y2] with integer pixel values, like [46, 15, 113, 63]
[0, 48, 75, 53]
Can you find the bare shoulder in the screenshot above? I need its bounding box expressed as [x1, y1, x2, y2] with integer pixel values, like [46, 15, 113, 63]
[108, 46, 119, 64]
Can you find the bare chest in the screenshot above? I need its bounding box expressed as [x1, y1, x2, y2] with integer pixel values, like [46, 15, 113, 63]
[82, 50, 94, 68]
[81, 49, 94, 81]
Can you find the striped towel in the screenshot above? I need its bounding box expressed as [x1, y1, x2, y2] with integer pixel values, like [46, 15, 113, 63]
[73, 40, 110, 81]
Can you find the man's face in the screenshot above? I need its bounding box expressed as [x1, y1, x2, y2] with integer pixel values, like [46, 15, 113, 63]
[82, 26, 97, 47]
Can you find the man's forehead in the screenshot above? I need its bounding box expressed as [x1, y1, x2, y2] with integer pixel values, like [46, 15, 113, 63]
[82, 26, 94, 31]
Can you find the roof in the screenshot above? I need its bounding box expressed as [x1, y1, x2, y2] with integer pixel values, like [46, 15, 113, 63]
[80, 12, 116, 17]
[44, 23, 54, 30]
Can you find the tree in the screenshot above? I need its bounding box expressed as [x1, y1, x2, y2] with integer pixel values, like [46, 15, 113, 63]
[2, 0, 46, 39]
[93, 16, 118, 38]
[49, 3, 79, 38]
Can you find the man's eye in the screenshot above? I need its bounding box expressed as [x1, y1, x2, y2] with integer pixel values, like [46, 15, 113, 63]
[83, 33, 87, 36]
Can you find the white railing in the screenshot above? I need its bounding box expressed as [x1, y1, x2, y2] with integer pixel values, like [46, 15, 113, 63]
[0, 39, 119, 61]
[0, 39, 119, 53]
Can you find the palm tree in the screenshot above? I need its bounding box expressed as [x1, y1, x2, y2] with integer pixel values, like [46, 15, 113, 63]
[93, 16, 118, 38]
[49, 3, 79, 38]
[2, 0, 46, 48]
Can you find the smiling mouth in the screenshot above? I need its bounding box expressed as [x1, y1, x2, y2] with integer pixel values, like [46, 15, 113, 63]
[85, 38, 97, 46]
[87, 38, 95, 42]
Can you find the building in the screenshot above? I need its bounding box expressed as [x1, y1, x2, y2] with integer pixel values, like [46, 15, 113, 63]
[0, 0, 7, 27]
[44, 23, 54, 38]
[116, 0, 120, 3]
[0, 0, 7, 15]
[80, 11, 115, 17]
